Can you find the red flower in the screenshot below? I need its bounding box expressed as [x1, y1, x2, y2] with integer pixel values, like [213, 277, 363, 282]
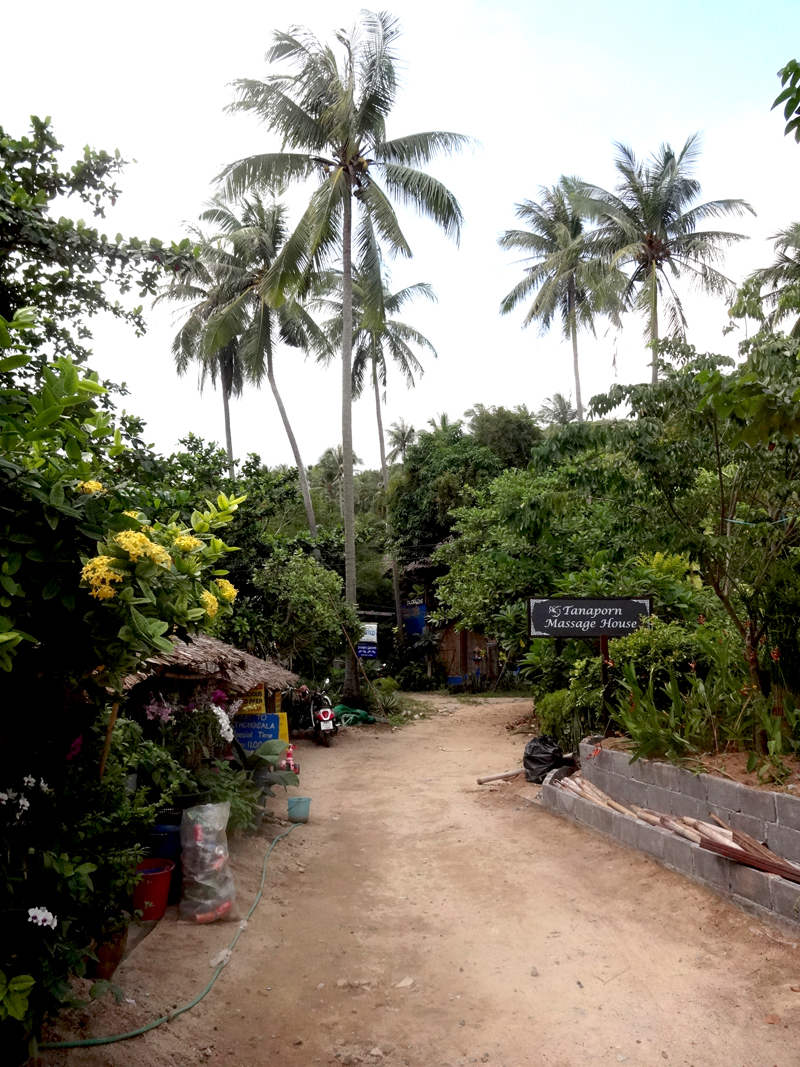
[698, 614, 706, 625]
[66, 735, 83, 761]
[689, 661, 697, 671]
[771, 647, 781, 662]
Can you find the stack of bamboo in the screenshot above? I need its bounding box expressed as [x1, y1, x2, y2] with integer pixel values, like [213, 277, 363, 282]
[557, 775, 800, 886]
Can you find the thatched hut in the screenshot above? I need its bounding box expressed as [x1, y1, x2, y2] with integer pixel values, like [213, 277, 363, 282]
[123, 635, 297, 712]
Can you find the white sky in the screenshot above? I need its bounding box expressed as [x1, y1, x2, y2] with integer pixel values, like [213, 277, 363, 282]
[4, 0, 800, 470]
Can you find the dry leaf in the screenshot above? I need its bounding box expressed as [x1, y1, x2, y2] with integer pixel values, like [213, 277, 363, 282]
[765, 1013, 781, 1024]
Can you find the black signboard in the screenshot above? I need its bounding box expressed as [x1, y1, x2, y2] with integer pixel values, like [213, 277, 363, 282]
[528, 597, 652, 638]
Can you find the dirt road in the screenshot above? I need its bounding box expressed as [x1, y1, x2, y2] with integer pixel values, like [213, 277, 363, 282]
[51, 696, 800, 1067]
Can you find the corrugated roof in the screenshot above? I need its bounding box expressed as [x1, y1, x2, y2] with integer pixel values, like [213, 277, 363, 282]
[123, 634, 298, 694]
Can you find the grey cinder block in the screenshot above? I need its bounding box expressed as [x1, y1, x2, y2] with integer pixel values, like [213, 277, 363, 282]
[626, 757, 657, 786]
[611, 810, 639, 849]
[572, 794, 598, 826]
[771, 877, 800, 922]
[693, 846, 731, 889]
[727, 863, 776, 910]
[636, 821, 669, 860]
[587, 766, 612, 795]
[706, 805, 734, 829]
[669, 792, 706, 821]
[651, 761, 680, 791]
[603, 748, 636, 775]
[556, 787, 576, 818]
[776, 792, 800, 831]
[742, 788, 776, 822]
[611, 775, 649, 808]
[583, 800, 614, 837]
[705, 776, 744, 812]
[662, 833, 696, 876]
[729, 811, 767, 844]
[540, 782, 558, 811]
[646, 784, 673, 815]
[767, 822, 800, 865]
[675, 769, 707, 801]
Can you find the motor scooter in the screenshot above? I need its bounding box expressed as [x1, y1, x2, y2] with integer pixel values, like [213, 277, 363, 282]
[286, 681, 338, 747]
[311, 682, 337, 747]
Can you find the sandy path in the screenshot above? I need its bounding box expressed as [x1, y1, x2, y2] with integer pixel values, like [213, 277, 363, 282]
[52, 695, 800, 1067]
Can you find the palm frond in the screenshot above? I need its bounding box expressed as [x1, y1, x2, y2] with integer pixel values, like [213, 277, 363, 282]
[376, 162, 464, 243]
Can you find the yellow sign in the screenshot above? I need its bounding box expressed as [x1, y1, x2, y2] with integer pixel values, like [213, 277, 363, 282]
[240, 685, 265, 716]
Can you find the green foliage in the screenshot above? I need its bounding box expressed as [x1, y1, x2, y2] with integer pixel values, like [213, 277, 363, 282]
[196, 760, 261, 834]
[0, 971, 35, 1023]
[391, 422, 503, 560]
[463, 404, 542, 468]
[536, 689, 576, 749]
[0, 117, 196, 366]
[774, 60, 800, 143]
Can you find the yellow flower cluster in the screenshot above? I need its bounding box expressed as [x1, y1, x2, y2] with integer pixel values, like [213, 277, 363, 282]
[115, 530, 171, 567]
[82, 556, 124, 600]
[216, 579, 238, 602]
[200, 590, 219, 618]
[174, 533, 203, 552]
[123, 510, 141, 519]
[77, 480, 104, 494]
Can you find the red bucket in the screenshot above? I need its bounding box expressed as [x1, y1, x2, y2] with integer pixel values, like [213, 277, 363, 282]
[132, 858, 175, 921]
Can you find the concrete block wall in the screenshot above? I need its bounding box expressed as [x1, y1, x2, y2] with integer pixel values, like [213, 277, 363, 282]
[539, 740, 800, 930]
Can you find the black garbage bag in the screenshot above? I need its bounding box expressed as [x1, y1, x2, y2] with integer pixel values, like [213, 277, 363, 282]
[522, 735, 564, 783]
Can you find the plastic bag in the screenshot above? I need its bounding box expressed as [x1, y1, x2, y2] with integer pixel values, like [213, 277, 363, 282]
[180, 802, 237, 923]
[522, 735, 564, 783]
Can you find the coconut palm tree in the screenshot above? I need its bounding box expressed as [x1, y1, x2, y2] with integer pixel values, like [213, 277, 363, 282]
[314, 263, 437, 642]
[314, 266, 436, 500]
[217, 11, 470, 694]
[156, 233, 244, 479]
[499, 177, 623, 422]
[387, 419, 416, 464]
[161, 196, 325, 537]
[575, 136, 754, 382]
[537, 393, 579, 426]
[748, 222, 800, 336]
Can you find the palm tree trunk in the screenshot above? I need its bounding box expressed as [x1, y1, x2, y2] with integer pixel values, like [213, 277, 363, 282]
[568, 278, 584, 422]
[265, 343, 318, 540]
[341, 186, 360, 699]
[373, 364, 404, 645]
[650, 264, 659, 385]
[220, 358, 235, 481]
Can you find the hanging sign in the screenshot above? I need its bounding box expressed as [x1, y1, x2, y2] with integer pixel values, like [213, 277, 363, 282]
[357, 621, 378, 659]
[528, 597, 652, 638]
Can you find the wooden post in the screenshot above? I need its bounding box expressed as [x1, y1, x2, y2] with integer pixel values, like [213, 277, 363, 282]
[600, 634, 609, 688]
[98, 702, 119, 780]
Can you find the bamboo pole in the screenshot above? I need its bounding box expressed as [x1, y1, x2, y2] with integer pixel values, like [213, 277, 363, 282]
[98, 702, 119, 780]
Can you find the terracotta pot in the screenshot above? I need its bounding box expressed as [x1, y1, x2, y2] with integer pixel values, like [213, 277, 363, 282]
[87, 926, 128, 980]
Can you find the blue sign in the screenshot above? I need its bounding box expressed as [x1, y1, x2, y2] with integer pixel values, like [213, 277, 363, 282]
[357, 642, 378, 659]
[402, 599, 426, 637]
[233, 713, 282, 751]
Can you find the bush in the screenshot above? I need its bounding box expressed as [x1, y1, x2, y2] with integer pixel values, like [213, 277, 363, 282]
[395, 662, 442, 691]
[536, 689, 574, 749]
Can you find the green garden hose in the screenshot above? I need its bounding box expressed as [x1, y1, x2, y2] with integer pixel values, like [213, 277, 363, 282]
[40, 823, 300, 1051]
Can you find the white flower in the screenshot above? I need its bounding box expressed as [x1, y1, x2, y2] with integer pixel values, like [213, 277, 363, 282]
[23, 775, 35, 788]
[18, 796, 30, 812]
[40, 780, 51, 793]
[28, 906, 57, 929]
[0, 792, 7, 805]
[212, 707, 234, 743]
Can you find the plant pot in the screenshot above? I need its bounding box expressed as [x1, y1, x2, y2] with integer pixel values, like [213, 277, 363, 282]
[132, 858, 175, 921]
[87, 926, 128, 980]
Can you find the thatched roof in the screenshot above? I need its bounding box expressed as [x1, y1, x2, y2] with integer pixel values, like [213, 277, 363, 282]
[123, 635, 298, 694]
